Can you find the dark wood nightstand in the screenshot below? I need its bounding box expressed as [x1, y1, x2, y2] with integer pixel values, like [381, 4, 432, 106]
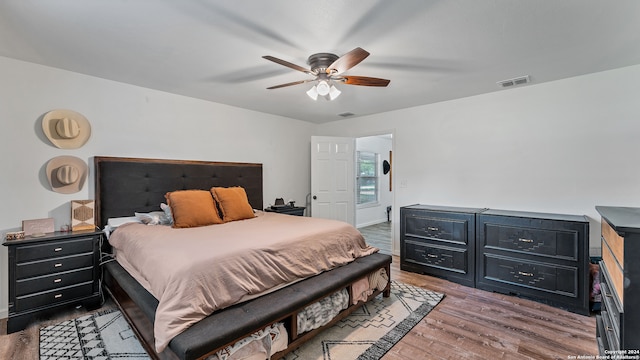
[2, 229, 103, 333]
[264, 206, 306, 216]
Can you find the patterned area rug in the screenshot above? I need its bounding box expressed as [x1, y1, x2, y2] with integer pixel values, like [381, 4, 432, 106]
[39, 309, 148, 360]
[283, 281, 444, 360]
[39, 281, 443, 360]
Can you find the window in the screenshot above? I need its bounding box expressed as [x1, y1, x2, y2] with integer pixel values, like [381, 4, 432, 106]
[356, 151, 378, 205]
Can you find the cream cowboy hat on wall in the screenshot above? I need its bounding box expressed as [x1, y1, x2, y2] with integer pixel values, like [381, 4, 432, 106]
[42, 109, 91, 149]
[46, 156, 88, 194]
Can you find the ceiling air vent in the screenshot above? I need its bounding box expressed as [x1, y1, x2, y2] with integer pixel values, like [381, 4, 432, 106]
[338, 112, 355, 117]
[497, 75, 530, 88]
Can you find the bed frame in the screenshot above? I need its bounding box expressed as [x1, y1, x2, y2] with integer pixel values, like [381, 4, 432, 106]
[94, 156, 391, 360]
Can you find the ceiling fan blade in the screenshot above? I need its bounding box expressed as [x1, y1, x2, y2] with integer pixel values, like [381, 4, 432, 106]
[263, 56, 312, 74]
[266, 79, 313, 89]
[341, 76, 390, 87]
[327, 47, 370, 75]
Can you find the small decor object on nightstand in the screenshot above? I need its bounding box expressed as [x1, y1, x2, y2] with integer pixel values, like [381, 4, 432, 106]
[22, 217, 55, 236]
[72, 200, 95, 231]
[4, 231, 25, 241]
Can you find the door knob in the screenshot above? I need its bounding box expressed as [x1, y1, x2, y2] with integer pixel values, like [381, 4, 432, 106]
[312, 195, 317, 200]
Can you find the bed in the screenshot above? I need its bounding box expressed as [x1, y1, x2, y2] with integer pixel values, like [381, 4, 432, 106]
[95, 156, 392, 360]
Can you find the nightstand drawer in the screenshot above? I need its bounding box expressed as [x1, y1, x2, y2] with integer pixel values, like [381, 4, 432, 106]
[483, 223, 578, 260]
[16, 253, 93, 279]
[404, 214, 468, 244]
[14, 281, 94, 312]
[404, 240, 468, 273]
[15, 237, 95, 263]
[15, 267, 94, 296]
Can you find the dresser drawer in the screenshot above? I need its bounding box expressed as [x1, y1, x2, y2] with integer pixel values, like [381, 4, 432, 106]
[404, 240, 468, 273]
[600, 310, 620, 351]
[602, 240, 624, 304]
[404, 214, 468, 245]
[15, 267, 94, 297]
[16, 253, 94, 279]
[602, 220, 624, 264]
[483, 223, 578, 260]
[15, 237, 96, 263]
[14, 282, 94, 312]
[483, 254, 578, 297]
[596, 315, 609, 355]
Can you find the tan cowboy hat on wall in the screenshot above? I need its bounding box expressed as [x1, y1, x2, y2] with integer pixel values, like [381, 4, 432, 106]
[42, 109, 91, 149]
[46, 156, 88, 194]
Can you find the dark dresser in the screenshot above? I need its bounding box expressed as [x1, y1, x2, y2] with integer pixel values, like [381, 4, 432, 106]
[595, 206, 640, 354]
[3, 230, 102, 332]
[476, 209, 590, 315]
[400, 205, 486, 287]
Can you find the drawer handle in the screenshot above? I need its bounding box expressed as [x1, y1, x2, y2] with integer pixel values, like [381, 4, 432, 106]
[606, 326, 613, 332]
[54, 263, 63, 268]
[53, 278, 62, 283]
[427, 254, 438, 258]
[54, 247, 63, 252]
[518, 271, 534, 277]
[54, 294, 63, 299]
[518, 238, 534, 243]
[427, 227, 439, 231]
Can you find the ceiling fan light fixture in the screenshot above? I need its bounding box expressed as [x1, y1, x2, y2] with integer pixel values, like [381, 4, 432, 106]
[316, 80, 330, 96]
[328, 84, 341, 100]
[306, 85, 318, 100]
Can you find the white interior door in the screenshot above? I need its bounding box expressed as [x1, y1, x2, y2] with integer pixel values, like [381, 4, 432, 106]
[310, 136, 355, 225]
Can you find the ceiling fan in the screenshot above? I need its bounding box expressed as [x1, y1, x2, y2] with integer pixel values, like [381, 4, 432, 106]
[262, 47, 390, 100]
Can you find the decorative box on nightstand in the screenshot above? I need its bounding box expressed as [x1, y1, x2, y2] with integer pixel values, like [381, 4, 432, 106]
[264, 206, 306, 216]
[3, 230, 103, 333]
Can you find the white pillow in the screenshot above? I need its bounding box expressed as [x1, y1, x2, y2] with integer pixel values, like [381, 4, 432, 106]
[104, 216, 140, 239]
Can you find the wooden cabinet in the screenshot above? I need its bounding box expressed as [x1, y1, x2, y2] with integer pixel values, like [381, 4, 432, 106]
[595, 206, 640, 353]
[476, 209, 590, 315]
[400, 205, 486, 287]
[3, 230, 102, 333]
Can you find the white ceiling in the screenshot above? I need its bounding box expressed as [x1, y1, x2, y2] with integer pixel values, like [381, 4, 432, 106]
[1, 1, 639, 124]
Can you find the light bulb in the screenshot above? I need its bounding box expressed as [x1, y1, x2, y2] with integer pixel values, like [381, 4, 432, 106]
[306, 85, 318, 100]
[328, 85, 341, 100]
[316, 80, 330, 96]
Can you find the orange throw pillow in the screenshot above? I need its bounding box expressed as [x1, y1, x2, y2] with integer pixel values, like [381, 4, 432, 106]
[165, 190, 223, 228]
[211, 187, 255, 222]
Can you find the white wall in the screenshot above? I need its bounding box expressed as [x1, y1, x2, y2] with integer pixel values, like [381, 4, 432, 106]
[0, 56, 315, 317]
[355, 135, 393, 227]
[317, 64, 640, 258]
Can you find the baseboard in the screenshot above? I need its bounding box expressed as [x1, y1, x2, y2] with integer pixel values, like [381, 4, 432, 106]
[356, 219, 389, 228]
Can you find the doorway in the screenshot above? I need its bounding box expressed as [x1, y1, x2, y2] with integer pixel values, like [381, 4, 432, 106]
[355, 134, 393, 255]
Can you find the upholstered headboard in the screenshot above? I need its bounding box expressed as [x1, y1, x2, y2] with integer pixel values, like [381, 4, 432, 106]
[94, 156, 263, 228]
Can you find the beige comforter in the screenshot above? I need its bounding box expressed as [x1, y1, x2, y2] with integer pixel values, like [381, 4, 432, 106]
[109, 211, 378, 352]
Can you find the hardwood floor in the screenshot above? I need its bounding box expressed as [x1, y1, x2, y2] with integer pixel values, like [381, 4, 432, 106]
[360, 221, 392, 254]
[0, 256, 597, 360]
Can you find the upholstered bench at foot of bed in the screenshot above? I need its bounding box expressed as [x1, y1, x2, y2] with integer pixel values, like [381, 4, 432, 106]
[103, 252, 392, 360]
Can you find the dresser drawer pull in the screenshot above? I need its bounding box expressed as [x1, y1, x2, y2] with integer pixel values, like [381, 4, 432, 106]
[518, 271, 534, 277]
[53, 278, 62, 283]
[518, 238, 534, 243]
[54, 294, 63, 299]
[54, 247, 63, 252]
[606, 326, 614, 332]
[427, 227, 439, 231]
[54, 263, 63, 268]
[427, 254, 438, 258]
